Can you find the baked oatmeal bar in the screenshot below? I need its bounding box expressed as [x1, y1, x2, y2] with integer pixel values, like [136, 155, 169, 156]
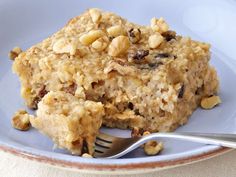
[13, 8, 219, 133]
[30, 91, 104, 155]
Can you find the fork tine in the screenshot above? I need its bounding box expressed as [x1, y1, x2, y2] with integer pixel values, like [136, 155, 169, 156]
[94, 148, 104, 154]
[94, 132, 137, 158]
[94, 145, 107, 153]
[96, 132, 115, 143]
[94, 148, 105, 158]
[96, 136, 113, 144]
[95, 140, 111, 149]
[93, 132, 115, 158]
[94, 133, 113, 154]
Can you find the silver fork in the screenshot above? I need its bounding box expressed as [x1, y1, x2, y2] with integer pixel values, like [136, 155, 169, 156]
[94, 132, 236, 158]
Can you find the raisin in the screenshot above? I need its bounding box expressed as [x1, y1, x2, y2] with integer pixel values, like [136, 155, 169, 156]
[178, 85, 185, 98]
[32, 98, 40, 109]
[148, 62, 163, 69]
[98, 94, 106, 103]
[128, 102, 134, 110]
[32, 85, 48, 109]
[134, 109, 141, 115]
[39, 85, 48, 98]
[148, 63, 156, 68]
[131, 49, 149, 60]
[155, 53, 170, 58]
[64, 83, 77, 95]
[162, 30, 176, 41]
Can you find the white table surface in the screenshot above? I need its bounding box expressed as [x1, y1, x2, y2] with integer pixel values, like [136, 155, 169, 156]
[0, 150, 236, 177]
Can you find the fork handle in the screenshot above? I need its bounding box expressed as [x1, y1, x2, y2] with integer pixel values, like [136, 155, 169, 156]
[143, 132, 236, 148]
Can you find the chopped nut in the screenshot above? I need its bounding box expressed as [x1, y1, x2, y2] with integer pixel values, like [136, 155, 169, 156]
[9, 47, 22, 60]
[131, 130, 162, 153]
[82, 153, 93, 158]
[91, 36, 108, 51]
[11, 110, 32, 131]
[53, 38, 77, 55]
[162, 30, 176, 41]
[89, 8, 102, 23]
[13, 47, 22, 54]
[79, 30, 105, 46]
[148, 33, 164, 49]
[107, 25, 126, 37]
[108, 36, 130, 57]
[129, 49, 149, 62]
[75, 86, 86, 99]
[128, 28, 141, 43]
[131, 127, 145, 137]
[143, 131, 150, 136]
[144, 141, 163, 156]
[150, 17, 169, 34]
[201, 95, 221, 109]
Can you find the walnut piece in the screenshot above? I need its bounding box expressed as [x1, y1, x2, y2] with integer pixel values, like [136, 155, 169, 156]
[82, 153, 93, 158]
[143, 131, 151, 136]
[89, 8, 102, 23]
[107, 25, 126, 37]
[128, 28, 141, 44]
[8, 47, 22, 60]
[148, 33, 164, 49]
[91, 36, 109, 51]
[150, 17, 169, 34]
[108, 36, 130, 57]
[53, 38, 77, 55]
[200, 95, 221, 109]
[132, 130, 164, 155]
[11, 110, 33, 131]
[131, 127, 145, 137]
[144, 141, 163, 156]
[79, 30, 105, 46]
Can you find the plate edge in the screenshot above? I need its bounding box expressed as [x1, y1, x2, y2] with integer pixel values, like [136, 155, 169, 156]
[0, 144, 231, 174]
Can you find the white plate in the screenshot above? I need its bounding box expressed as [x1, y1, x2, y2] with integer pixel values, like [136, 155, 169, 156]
[0, 0, 236, 174]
